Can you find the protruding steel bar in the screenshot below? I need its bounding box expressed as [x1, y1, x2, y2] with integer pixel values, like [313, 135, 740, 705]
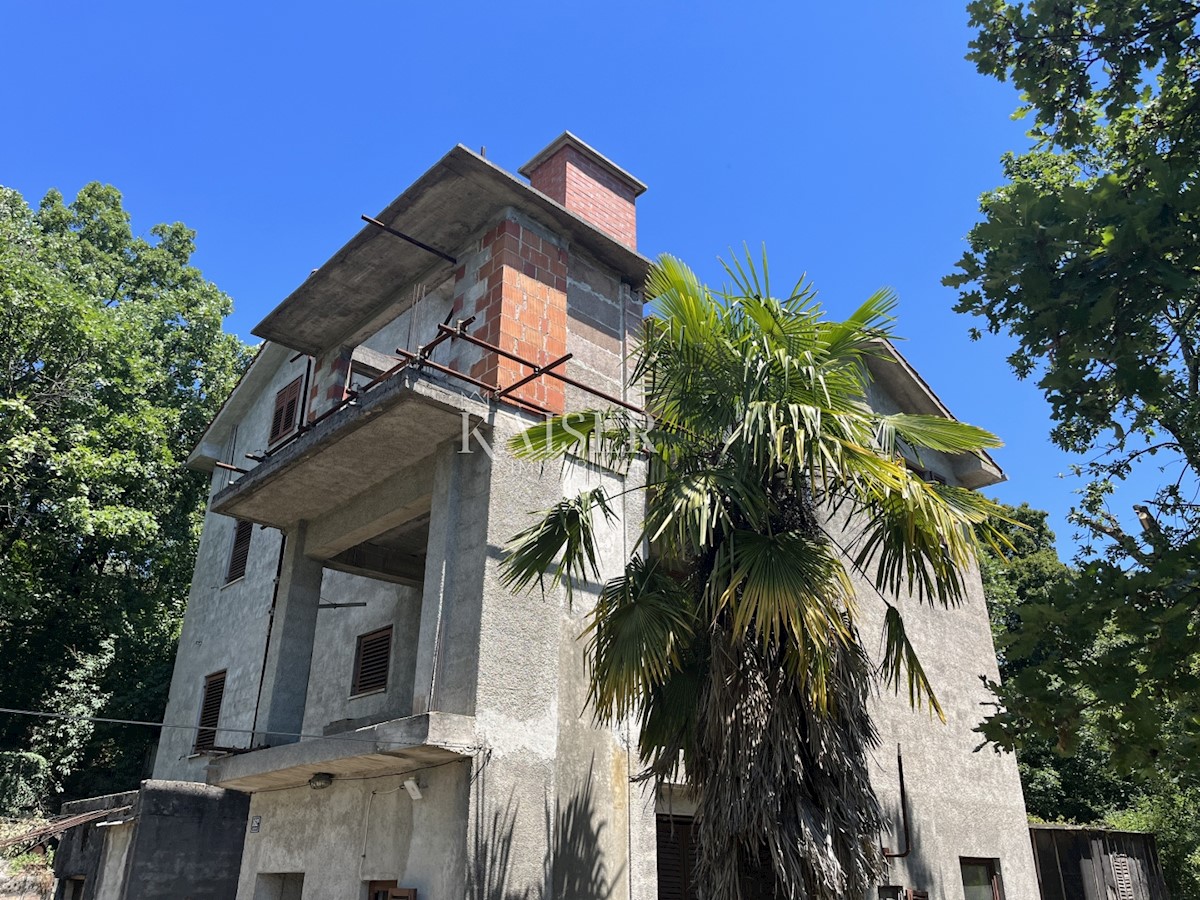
[394, 347, 551, 416]
[361, 215, 458, 265]
[436, 323, 646, 415]
[494, 353, 573, 399]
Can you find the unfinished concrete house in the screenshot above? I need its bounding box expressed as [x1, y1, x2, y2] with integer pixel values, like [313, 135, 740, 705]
[54, 134, 1038, 900]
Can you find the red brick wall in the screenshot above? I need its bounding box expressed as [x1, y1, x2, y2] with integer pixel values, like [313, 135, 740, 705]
[451, 218, 568, 414]
[528, 145, 638, 249]
[306, 348, 352, 423]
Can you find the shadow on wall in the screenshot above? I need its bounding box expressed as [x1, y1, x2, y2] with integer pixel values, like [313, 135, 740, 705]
[469, 762, 621, 900]
[880, 811, 939, 898]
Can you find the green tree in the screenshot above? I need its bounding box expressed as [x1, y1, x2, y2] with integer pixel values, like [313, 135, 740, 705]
[503, 254, 1008, 900]
[978, 501, 1200, 898]
[0, 184, 250, 809]
[949, 1, 1200, 780]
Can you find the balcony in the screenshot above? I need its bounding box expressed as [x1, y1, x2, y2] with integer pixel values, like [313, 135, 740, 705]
[206, 712, 477, 793]
[209, 370, 488, 535]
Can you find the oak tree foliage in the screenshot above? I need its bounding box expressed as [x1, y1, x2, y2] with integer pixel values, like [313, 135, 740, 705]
[951, 1, 1200, 780]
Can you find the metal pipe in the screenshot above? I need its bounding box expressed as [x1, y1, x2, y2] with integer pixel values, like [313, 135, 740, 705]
[215, 461, 249, 475]
[882, 743, 912, 858]
[416, 315, 475, 360]
[361, 215, 457, 265]
[494, 353, 572, 399]
[395, 347, 550, 416]
[436, 323, 647, 415]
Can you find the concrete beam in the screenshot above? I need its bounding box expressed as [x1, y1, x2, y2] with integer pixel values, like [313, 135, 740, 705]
[305, 463, 433, 560]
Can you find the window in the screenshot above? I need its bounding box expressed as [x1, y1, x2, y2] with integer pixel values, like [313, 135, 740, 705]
[367, 882, 416, 900]
[194, 670, 226, 752]
[656, 815, 697, 900]
[351, 627, 393, 696]
[269, 376, 303, 444]
[960, 858, 1003, 900]
[225, 519, 253, 584]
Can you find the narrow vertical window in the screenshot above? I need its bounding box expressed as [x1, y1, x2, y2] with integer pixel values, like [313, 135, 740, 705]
[269, 376, 303, 444]
[225, 519, 253, 583]
[351, 627, 393, 696]
[194, 670, 226, 752]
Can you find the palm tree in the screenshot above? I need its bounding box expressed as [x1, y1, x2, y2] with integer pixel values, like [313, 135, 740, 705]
[502, 252, 1008, 900]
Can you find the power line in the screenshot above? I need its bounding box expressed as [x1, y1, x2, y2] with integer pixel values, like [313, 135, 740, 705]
[0, 706, 479, 752]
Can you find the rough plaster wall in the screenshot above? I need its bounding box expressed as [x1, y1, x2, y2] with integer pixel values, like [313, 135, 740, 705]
[459, 410, 656, 900]
[155, 354, 307, 779]
[301, 570, 422, 734]
[235, 765, 469, 900]
[848, 377, 1037, 900]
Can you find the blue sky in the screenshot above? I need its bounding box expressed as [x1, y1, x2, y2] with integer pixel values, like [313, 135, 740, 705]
[3, 1, 1133, 555]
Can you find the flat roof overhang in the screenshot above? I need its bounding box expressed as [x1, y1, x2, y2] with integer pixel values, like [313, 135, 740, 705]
[207, 712, 477, 793]
[210, 371, 488, 530]
[253, 145, 652, 356]
[866, 341, 1005, 489]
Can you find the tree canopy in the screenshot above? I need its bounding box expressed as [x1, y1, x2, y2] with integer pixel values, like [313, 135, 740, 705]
[0, 183, 249, 809]
[504, 253, 1008, 900]
[950, 1, 1200, 781]
[978, 501, 1200, 899]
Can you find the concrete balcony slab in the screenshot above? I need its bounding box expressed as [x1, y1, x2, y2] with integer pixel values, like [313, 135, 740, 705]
[206, 712, 478, 793]
[210, 371, 488, 530]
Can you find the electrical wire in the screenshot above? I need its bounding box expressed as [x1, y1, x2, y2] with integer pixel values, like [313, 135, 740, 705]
[0, 705, 479, 751]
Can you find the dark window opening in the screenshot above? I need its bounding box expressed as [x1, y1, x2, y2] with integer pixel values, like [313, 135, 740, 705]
[269, 376, 303, 444]
[960, 858, 1003, 900]
[226, 519, 253, 584]
[352, 627, 393, 696]
[368, 882, 416, 900]
[656, 815, 783, 900]
[195, 670, 226, 752]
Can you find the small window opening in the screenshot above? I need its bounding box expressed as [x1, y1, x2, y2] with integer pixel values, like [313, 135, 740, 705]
[960, 858, 1004, 900]
[368, 882, 416, 900]
[195, 670, 226, 752]
[269, 376, 303, 445]
[351, 627, 393, 696]
[226, 519, 253, 583]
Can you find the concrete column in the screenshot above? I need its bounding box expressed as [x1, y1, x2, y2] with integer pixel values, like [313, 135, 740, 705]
[411, 440, 491, 716]
[254, 521, 324, 746]
[411, 447, 462, 717]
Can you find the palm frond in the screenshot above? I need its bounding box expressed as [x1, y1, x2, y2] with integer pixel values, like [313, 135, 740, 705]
[584, 556, 698, 722]
[507, 408, 645, 471]
[500, 486, 615, 601]
[874, 412, 1003, 456]
[880, 603, 945, 722]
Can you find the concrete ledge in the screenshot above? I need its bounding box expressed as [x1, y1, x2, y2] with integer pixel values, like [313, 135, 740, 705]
[206, 712, 479, 793]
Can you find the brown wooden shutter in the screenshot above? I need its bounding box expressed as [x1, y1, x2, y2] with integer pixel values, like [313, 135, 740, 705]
[656, 815, 698, 900]
[226, 520, 253, 583]
[352, 626, 393, 695]
[194, 670, 226, 751]
[269, 377, 303, 444]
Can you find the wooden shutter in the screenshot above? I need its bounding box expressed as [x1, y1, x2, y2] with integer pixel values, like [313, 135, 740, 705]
[352, 627, 393, 695]
[656, 815, 698, 900]
[194, 670, 226, 751]
[269, 377, 303, 444]
[226, 519, 253, 583]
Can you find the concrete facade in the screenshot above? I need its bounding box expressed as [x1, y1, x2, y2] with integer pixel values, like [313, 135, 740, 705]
[64, 133, 1035, 900]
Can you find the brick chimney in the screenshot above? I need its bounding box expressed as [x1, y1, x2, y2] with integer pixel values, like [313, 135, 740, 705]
[519, 132, 646, 250]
